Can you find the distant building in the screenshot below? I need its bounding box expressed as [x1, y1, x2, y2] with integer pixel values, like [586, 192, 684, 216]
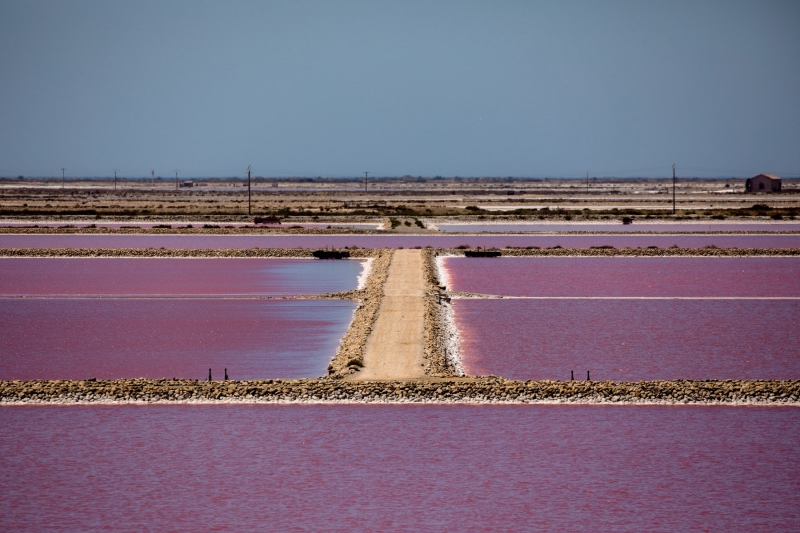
[745, 174, 781, 193]
[180, 181, 194, 188]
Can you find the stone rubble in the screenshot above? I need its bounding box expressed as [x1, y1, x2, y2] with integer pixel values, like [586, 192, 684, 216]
[1, 378, 797, 405]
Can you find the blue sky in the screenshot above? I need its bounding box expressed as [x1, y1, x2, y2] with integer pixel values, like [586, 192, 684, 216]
[1, 0, 798, 178]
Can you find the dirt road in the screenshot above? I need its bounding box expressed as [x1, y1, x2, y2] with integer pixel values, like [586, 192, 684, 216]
[350, 249, 426, 380]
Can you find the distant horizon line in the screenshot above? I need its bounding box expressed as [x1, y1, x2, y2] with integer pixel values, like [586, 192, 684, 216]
[3, 174, 798, 181]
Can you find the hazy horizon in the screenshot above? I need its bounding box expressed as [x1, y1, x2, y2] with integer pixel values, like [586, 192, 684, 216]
[2, 1, 799, 179]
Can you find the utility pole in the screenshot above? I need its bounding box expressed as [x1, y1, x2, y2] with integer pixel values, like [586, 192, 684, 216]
[586, 171, 589, 195]
[364, 171, 369, 193]
[61, 168, 65, 188]
[151, 169, 155, 188]
[247, 165, 252, 215]
[672, 163, 676, 214]
[174, 169, 180, 190]
[113, 169, 118, 191]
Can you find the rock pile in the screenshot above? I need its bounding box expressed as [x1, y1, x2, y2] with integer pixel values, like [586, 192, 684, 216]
[1, 378, 797, 405]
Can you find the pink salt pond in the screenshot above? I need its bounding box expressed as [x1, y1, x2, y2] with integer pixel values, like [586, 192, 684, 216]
[2, 233, 800, 249]
[0, 258, 364, 380]
[0, 257, 366, 296]
[0, 299, 355, 380]
[444, 257, 800, 380]
[1, 404, 797, 531]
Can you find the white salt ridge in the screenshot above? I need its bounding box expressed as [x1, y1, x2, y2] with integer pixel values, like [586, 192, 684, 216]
[356, 258, 373, 290]
[435, 255, 464, 376]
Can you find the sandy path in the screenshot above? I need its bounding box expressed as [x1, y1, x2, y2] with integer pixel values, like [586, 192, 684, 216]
[351, 249, 426, 380]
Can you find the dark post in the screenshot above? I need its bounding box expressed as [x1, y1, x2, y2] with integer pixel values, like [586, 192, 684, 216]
[114, 170, 117, 191]
[587, 370, 590, 381]
[248, 165, 252, 215]
[364, 171, 368, 193]
[672, 163, 676, 214]
[62, 168, 65, 188]
[208, 368, 212, 381]
[224, 368, 228, 381]
[571, 370, 574, 381]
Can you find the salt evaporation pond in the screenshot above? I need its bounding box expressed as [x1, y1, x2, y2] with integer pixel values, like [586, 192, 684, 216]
[0, 220, 381, 230]
[1, 404, 797, 531]
[2, 233, 800, 249]
[455, 299, 800, 381]
[443, 256, 800, 297]
[444, 257, 800, 381]
[0, 299, 355, 380]
[0, 257, 366, 296]
[437, 222, 800, 232]
[0, 258, 364, 380]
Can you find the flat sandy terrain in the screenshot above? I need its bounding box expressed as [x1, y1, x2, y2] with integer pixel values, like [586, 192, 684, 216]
[351, 249, 426, 380]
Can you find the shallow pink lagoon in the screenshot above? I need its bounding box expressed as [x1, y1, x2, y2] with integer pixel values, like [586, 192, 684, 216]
[1, 404, 797, 531]
[454, 299, 800, 381]
[2, 233, 799, 249]
[438, 222, 800, 233]
[0, 299, 355, 380]
[0, 257, 365, 296]
[443, 256, 800, 297]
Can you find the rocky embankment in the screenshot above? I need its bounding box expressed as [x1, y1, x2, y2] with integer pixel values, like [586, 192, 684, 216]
[0, 247, 380, 258]
[421, 248, 461, 377]
[326, 250, 394, 378]
[0, 226, 381, 235]
[445, 247, 800, 257]
[1, 378, 798, 405]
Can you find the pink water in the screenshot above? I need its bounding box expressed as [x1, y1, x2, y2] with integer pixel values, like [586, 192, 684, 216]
[0, 258, 365, 296]
[439, 223, 800, 232]
[0, 221, 380, 230]
[443, 257, 800, 297]
[2, 233, 800, 249]
[1, 404, 797, 531]
[0, 299, 356, 380]
[454, 299, 800, 381]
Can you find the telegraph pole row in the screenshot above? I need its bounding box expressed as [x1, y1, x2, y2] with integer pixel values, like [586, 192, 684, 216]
[248, 165, 252, 215]
[672, 163, 677, 214]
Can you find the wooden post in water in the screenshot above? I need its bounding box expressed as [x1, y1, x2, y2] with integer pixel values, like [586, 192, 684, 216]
[224, 368, 228, 381]
[571, 370, 574, 381]
[587, 370, 590, 381]
[208, 368, 212, 381]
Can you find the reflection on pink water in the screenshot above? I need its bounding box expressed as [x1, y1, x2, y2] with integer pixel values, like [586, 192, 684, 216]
[2, 233, 799, 249]
[444, 257, 800, 297]
[454, 299, 800, 381]
[0, 299, 356, 380]
[0, 258, 365, 296]
[1, 404, 797, 531]
[438, 222, 800, 232]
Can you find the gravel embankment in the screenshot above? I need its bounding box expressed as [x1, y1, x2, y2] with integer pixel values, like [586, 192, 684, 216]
[0, 247, 380, 258]
[0, 227, 382, 235]
[446, 247, 800, 257]
[326, 250, 394, 378]
[422, 248, 461, 376]
[1, 378, 797, 405]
